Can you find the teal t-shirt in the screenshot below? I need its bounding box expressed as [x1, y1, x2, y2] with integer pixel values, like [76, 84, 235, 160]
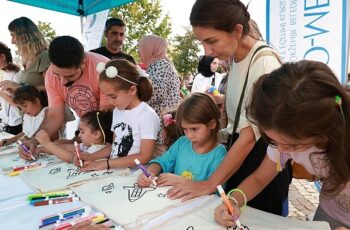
[150, 136, 227, 181]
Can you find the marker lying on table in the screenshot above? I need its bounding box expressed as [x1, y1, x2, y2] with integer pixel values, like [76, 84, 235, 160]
[40, 206, 91, 226]
[16, 139, 35, 160]
[74, 141, 83, 167]
[134, 158, 157, 186]
[8, 162, 47, 176]
[53, 213, 105, 230]
[217, 185, 243, 230]
[29, 191, 72, 201]
[34, 196, 80, 207]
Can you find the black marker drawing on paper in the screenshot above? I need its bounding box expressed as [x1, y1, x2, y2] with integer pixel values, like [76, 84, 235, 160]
[227, 224, 249, 230]
[123, 183, 156, 202]
[91, 173, 99, 178]
[102, 183, 115, 194]
[103, 170, 113, 176]
[157, 193, 166, 198]
[66, 168, 83, 179]
[186, 226, 194, 230]
[49, 167, 62, 175]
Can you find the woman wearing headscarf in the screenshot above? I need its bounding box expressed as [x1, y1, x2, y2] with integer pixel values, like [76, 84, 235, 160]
[191, 55, 222, 93]
[138, 35, 182, 156]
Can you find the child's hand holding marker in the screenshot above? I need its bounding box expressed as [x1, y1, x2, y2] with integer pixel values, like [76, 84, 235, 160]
[17, 140, 35, 161]
[135, 159, 158, 187]
[216, 185, 243, 229]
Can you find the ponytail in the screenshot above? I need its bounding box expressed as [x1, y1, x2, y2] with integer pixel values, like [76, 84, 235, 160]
[137, 76, 153, 102]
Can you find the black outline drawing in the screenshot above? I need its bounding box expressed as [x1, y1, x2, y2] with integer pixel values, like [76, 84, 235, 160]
[102, 183, 115, 194]
[49, 167, 62, 175]
[66, 168, 83, 179]
[157, 193, 166, 198]
[123, 183, 156, 202]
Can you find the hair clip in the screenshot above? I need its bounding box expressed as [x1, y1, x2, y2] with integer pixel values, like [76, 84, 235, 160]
[335, 95, 342, 106]
[106, 66, 119, 78]
[96, 62, 106, 74]
[136, 65, 149, 78]
[163, 114, 175, 127]
[96, 62, 138, 85]
[335, 95, 345, 124]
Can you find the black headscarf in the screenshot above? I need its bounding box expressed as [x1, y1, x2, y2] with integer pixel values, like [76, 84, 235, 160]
[197, 55, 215, 77]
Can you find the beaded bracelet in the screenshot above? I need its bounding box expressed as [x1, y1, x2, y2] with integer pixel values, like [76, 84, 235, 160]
[227, 188, 247, 210]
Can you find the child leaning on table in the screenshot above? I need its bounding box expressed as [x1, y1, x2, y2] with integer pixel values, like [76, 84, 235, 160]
[137, 93, 227, 188]
[35, 110, 113, 163]
[1, 85, 48, 157]
[214, 60, 350, 229]
[75, 59, 160, 171]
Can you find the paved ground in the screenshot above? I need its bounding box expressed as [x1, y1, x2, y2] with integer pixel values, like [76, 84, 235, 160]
[288, 179, 320, 220]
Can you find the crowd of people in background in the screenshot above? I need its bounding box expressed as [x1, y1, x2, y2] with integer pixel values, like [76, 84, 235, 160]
[0, 0, 349, 229]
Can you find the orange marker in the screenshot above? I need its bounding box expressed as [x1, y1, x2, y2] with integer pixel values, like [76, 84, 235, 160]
[217, 185, 242, 229]
[74, 141, 83, 167]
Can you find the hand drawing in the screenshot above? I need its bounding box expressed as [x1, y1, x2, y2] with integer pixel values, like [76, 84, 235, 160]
[123, 183, 156, 202]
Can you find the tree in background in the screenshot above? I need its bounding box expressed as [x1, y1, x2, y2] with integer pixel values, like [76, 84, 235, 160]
[170, 27, 200, 79]
[110, 0, 172, 62]
[37, 21, 56, 43]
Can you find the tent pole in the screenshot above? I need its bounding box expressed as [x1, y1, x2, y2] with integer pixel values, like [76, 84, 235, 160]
[80, 16, 84, 35]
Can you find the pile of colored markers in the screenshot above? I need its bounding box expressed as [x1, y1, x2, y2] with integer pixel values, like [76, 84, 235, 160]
[38, 206, 115, 229]
[28, 191, 79, 207]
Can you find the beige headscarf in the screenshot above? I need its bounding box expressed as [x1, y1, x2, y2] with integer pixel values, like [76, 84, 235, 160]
[138, 35, 169, 67]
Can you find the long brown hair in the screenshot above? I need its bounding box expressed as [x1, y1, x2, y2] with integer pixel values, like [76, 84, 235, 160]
[176, 93, 221, 141]
[247, 60, 350, 196]
[8, 17, 47, 67]
[99, 59, 153, 102]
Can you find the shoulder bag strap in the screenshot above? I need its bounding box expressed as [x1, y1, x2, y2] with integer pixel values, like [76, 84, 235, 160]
[232, 45, 270, 133]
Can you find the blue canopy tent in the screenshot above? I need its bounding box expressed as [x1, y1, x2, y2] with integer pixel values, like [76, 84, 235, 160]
[8, 0, 135, 32]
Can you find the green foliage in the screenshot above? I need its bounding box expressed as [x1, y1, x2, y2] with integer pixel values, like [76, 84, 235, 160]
[109, 0, 172, 62]
[37, 21, 57, 43]
[169, 27, 200, 78]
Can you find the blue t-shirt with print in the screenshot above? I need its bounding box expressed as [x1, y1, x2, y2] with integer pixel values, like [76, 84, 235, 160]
[150, 136, 227, 181]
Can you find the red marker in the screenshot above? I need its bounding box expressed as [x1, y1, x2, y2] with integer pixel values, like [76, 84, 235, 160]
[34, 196, 79, 206]
[13, 162, 44, 172]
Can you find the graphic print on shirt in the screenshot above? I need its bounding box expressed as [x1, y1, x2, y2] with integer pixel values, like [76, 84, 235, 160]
[111, 122, 134, 158]
[66, 85, 98, 116]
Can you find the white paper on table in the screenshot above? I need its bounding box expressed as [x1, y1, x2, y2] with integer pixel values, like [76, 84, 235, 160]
[157, 197, 331, 230]
[20, 162, 130, 193]
[72, 172, 214, 229]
